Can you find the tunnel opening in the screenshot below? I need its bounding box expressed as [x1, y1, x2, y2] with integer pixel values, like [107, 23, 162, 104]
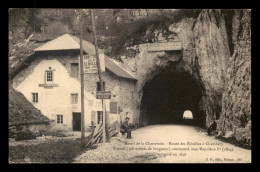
[140, 64, 205, 128]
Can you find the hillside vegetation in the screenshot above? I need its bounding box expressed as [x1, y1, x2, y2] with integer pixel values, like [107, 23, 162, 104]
[8, 9, 201, 69]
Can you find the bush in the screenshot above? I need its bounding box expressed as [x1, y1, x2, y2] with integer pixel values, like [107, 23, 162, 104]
[9, 126, 17, 138]
[44, 129, 68, 137]
[9, 135, 93, 163]
[15, 129, 36, 141]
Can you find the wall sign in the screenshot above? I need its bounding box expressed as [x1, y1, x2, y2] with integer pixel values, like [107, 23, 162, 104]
[81, 54, 105, 73]
[96, 91, 111, 99]
[39, 84, 59, 88]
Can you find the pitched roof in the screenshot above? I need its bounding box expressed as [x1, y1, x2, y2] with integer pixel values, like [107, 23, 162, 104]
[34, 34, 104, 55]
[105, 57, 137, 80]
[8, 86, 52, 126]
[9, 53, 36, 79]
[34, 34, 80, 51]
[69, 34, 104, 55]
[10, 34, 137, 80]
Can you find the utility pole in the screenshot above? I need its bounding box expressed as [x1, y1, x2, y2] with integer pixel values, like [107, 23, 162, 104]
[90, 9, 110, 143]
[79, 20, 85, 147]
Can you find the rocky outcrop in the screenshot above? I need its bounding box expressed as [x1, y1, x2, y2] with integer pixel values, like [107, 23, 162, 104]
[219, 10, 251, 145]
[193, 10, 231, 125]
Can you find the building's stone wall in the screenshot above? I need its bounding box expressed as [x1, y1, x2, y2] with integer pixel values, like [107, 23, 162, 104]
[83, 68, 138, 125]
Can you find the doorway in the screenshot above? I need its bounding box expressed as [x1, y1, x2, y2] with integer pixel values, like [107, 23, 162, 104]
[73, 112, 81, 131]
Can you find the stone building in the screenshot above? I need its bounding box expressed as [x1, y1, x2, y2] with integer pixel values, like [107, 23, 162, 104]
[9, 34, 137, 131]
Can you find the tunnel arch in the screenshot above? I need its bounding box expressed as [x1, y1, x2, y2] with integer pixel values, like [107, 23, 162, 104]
[139, 62, 206, 127]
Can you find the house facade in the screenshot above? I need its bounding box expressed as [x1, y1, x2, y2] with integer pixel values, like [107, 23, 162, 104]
[10, 34, 138, 132]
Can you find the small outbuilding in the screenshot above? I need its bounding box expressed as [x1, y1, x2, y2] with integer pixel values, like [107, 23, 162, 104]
[9, 86, 53, 140]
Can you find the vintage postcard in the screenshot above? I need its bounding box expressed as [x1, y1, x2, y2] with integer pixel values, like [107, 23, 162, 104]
[8, 9, 251, 163]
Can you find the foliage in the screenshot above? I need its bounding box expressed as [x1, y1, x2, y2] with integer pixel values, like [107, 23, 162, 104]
[9, 135, 92, 163]
[96, 9, 202, 59]
[14, 128, 36, 141]
[44, 129, 68, 137]
[9, 9, 203, 63]
[9, 8, 32, 37]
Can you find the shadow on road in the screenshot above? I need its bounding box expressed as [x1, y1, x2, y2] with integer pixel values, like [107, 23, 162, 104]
[215, 136, 251, 150]
[191, 126, 251, 150]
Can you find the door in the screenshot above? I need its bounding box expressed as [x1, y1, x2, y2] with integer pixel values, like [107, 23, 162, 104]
[73, 112, 81, 131]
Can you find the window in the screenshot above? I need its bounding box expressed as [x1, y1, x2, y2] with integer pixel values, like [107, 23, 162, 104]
[32, 93, 38, 103]
[71, 94, 78, 104]
[97, 111, 103, 124]
[71, 63, 79, 78]
[46, 71, 53, 82]
[57, 115, 63, 124]
[97, 82, 105, 91]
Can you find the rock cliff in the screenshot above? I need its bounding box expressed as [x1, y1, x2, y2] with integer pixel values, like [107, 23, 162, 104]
[219, 10, 251, 145]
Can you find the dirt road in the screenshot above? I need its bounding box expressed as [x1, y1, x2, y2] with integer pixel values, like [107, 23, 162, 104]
[74, 124, 251, 163]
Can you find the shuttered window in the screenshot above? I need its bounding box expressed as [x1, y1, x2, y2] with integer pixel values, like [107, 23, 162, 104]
[97, 111, 103, 124]
[97, 82, 105, 91]
[71, 63, 79, 78]
[110, 102, 118, 114]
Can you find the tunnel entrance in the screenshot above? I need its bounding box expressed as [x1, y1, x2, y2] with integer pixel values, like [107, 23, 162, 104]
[140, 63, 205, 127]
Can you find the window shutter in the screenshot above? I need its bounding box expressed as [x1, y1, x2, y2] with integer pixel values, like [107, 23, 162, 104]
[110, 102, 118, 114]
[71, 63, 79, 78]
[91, 111, 96, 124]
[97, 82, 105, 91]
[97, 111, 103, 124]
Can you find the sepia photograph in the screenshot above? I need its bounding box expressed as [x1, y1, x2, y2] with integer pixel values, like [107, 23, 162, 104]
[8, 8, 251, 163]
